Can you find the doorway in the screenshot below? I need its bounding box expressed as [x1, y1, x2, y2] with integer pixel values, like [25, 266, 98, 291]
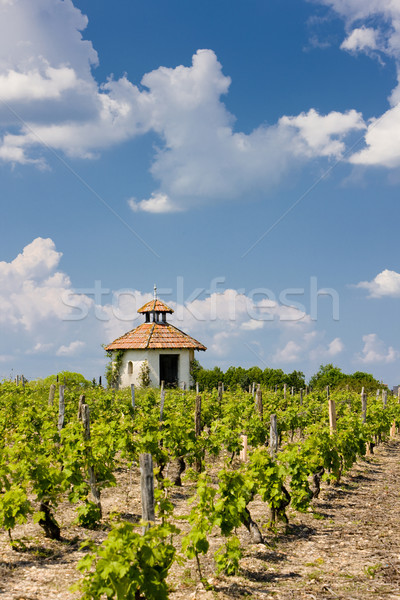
[159, 354, 179, 386]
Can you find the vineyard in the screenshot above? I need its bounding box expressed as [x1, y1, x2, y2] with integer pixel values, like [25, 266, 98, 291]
[0, 380, 400, 599]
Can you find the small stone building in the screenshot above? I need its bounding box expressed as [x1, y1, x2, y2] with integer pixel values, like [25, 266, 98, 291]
[104, 290, 206, 388]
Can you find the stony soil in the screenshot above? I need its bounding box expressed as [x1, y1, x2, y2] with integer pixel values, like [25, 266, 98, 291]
[1, 439, 400, 600]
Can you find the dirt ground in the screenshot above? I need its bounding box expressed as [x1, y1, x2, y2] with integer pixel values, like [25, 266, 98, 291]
[1, 439, 400, 600]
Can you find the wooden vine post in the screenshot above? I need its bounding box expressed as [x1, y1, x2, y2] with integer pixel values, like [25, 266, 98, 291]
[255, 386, 263, 420]
[361, 387, 367, 424]
[390, 388, 397, 436]
[194, 395, 202, 472]
[269, 414, 278, 457]
[160, 381, 165, 422]
[80, 399, 102, 516]
[327, 386, 337, 433]
[382, 389, 388, 409]
[140, 453, 155, 533]
[218, 381, 223, 404]
[283, 383, 287, 401]
[58, 385, 65, 431]
[299, 388, 303, 405]
[239, 434, 248, 462]
[130, 383, 135, 410]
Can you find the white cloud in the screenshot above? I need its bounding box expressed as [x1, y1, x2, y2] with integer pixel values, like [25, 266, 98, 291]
[56, 340, 85, 356]
[350, 104, 400, 167]
[28, 342, 54, 354]
[273, 341, 303, 363]
[241, 320, 265, 331]
[0, 1, 370, 210]
[0, 64, 79, 101]
[327, 337, 344, 355]
[309, 336, 344, 360]
[128, 193, 180, 214]
[341, 26, 379, 53]
[0, 237, 95, 331]
[315, 0, 400, 58]
[356, 269, 400, 297]
[280, 108, 365, 158]
[313, 1, 400, 168]
[0, 238, 349, 378]
[356, 333, 399, 364]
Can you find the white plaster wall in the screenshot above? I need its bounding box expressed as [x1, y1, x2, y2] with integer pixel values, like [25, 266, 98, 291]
[114, 348, 195, 389]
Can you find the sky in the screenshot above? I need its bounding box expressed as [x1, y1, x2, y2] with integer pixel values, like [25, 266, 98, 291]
[1, 0, 400, 385]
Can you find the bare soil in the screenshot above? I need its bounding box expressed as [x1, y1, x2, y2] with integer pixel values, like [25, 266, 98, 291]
[1, 439, 400, 600]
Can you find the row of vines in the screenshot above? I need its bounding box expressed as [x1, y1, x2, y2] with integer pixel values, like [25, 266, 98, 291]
[0, 380, 398, 599]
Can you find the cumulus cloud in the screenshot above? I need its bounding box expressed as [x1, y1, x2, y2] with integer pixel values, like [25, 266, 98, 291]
[128, 193, 180, 214]
[280, 108, 365, 158]
[350, 104, 400, 167]
[313, 0, 400, 168]
[0, 1, 370, 211]
[356, 333, 399, 364]
[0, 237, 79, 329]
[309, 336, 344, 360]
[341, 26, 379, 53]
[1, 240, 321, 375]
[356, 269, 400, 297]
[315, 0, 400, 58]
[56, 340, 85, 356]
[273, 341, 303, 363]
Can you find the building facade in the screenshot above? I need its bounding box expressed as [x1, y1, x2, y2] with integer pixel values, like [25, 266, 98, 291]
[104, 289, 206, 388]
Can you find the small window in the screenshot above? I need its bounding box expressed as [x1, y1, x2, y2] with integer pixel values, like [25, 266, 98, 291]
[127, 361, 133, 375]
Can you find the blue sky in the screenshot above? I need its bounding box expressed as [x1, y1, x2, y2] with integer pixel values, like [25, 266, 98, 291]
[1, 0, 400, 385]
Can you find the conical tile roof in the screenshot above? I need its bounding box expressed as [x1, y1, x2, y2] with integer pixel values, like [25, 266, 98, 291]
[105, 322, 206, 351]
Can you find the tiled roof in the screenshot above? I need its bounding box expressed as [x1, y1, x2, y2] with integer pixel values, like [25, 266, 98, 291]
[137, 299, 174, 313]
[105, 322, 206, 351]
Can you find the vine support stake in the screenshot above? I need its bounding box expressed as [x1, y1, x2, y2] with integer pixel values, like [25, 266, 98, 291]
[140, 453, 155, 533]
[218, 381, 223, 404]
[240, 434, 248, 462]
[270, 414, 278, 457]
[255, 388, 263, 420]
[300, 388, 303, 405]
[160, 382, 165, 422]
[80, 401, 102, 516]
[283, 383, 287, 401]
[328, 397, 337, 433]
[58, 385, 65, 431]
[382, 389, 388, 409]
[361, 387, 367, 424]
[195, 395, 202, 472]
[130, 383, 135, 410]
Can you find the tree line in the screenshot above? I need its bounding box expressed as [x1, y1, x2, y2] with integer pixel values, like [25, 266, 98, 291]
[191, 360, 385, 393]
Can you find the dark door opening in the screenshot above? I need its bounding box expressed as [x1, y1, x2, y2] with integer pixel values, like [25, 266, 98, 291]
[159, 354, 179, 387]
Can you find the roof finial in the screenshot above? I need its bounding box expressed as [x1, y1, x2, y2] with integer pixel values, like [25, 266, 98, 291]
[154, 284, 157, 300]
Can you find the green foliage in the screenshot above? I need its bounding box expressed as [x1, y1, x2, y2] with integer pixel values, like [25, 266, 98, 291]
[0, 485, 32, 538]
[76, 522, 176, 600]
[40, 372, 91, 387]
[192, 363, 305, 391]
[182, 473, 215, 562]
[74, 501, 102, 529]
[105, 349, 124, 388]
[214, 536, 242, 575]
[309, 364, 383, 392]
[138, 360, 151, 388]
